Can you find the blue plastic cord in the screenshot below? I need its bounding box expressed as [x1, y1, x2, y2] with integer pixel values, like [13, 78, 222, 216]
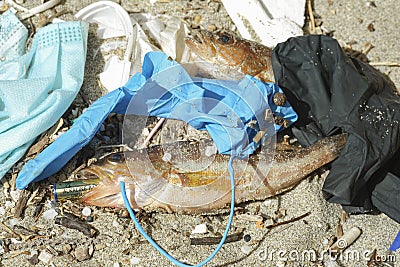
[389, 230, 400, 251]
[120, 156, 237, 267]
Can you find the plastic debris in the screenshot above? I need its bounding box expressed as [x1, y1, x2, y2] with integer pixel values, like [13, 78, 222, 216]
[389, 231, 400, 251]
[75, 1, 134, 91]
[130, 257, 141, 265]
[272, 35, 400, 222]
[75, 2, 195, 92]
[38, 250, 53, 264]
[41, 209, 58, 220]
[0, 11, 88, 180]
[82, 207, 92, 217]
[221, 0, 305, 47]
[191, 224, 208, 235]
[241, 244, 252, 254]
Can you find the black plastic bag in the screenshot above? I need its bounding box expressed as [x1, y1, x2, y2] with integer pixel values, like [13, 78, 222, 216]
[271, 35, 400, 223]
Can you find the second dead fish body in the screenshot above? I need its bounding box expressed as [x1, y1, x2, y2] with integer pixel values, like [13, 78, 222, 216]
[56, 134, 347, 213]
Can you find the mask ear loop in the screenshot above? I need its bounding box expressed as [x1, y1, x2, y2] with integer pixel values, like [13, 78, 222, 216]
[120, 155, 236, 267]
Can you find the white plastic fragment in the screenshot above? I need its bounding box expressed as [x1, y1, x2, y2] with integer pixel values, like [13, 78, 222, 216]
[82, 207, 92, 217]
[130, 257, 141, 265]
[41, 209, 58, 220]
[191, 223, 208, 234]
[221, 0, 306, 47]
[10, 238, 23, 244]
[204, 144, 217, 157]
[162, 152, 172, 162]
[38, 250, 53, 264]
[75, 1, 134, 91]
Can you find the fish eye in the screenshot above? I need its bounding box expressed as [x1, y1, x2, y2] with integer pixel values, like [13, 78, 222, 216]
[110, 153, 123, 162]
[218, 34, 231, 44]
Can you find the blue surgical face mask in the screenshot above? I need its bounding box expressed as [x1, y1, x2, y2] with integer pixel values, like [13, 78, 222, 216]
[0, 10, 88, 178]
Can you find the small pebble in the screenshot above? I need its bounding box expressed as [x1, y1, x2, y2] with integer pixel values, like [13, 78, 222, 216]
[95, 244, 107, 251]
[62, 244, 72, 254]
[193, 14, 202, 24]
[2, 181, 10, 189]
[256, 221, 264, 229]
[86, 216, 94, 222]
[82, 207, 92, 217]
[243, 234, 251, 242]
[38, 250, 53, 264]
[113, 262, 120, 267]
[28, 253, 39, 265]
[0, 206, 5, 215]
[192, 223, 208, 234]
[241, 244, 252, 254]
[207, 24, 217, 31]
[74, 245, 91, 262]
[273, 92, 287, 106]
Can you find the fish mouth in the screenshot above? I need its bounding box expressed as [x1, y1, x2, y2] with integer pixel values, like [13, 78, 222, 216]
[185, 30, 217, 59]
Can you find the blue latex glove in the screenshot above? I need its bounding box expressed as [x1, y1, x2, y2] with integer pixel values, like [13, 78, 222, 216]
[16, 51, 297, 189]
[0, 11, 88, 179]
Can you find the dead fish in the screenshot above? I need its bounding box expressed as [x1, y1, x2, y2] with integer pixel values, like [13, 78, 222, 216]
[54, 134, 346, 213]
[185, 30, 274, 82]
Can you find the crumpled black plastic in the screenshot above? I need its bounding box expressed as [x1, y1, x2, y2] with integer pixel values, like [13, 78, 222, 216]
[271, 35, 400, 223]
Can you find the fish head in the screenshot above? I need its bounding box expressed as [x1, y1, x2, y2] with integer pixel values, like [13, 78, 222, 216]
[77, 153, 130, 182]
[186, 30, 247, 67]
[185, 30, 274, 82]
[76, 153, 140, 209]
